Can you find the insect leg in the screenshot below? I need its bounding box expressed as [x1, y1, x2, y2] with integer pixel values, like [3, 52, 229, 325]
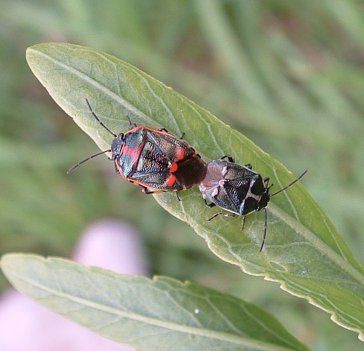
[221, 155, 235, 162]
[241, 216, 247, 231]
[141, 187, 159, 195]
[207, 212, 223, 221]
[204, 199, 216, 208]
[208, 211, 236, 221]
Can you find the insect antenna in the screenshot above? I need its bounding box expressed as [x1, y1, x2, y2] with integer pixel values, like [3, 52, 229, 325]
[85, 98, 117, 137]
[270, 170, 307, 197]
[258, 170, 306, 252]
[67, 149, 111, 174]
[259, 208, 268, 252]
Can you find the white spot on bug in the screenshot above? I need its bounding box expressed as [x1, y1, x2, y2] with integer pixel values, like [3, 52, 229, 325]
[222, 166, 228, 177]
[212, 187, 219, 197]
[218, 179, 226, 187]
[194, 308, 200, 314]
[245, 187, 261, 201]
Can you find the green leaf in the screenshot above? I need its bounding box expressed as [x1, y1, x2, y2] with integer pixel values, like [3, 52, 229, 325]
[1, 254, 308, 351]
[26, 43, 364, 340]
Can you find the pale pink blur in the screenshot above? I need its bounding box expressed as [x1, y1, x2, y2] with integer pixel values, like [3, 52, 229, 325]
[0, 220, 148, 351]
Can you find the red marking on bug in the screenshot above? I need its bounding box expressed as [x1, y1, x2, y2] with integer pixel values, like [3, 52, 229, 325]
[124, 125, 143, 135]
[175, 147, 185, 161]
[170, 162, 178, 173]
[114, 160, 128, 180]
[114, 159, 151, 189]
[122, 145, 136, 157]
[121, 143, 144, 173]
[166, 174, 177, 187]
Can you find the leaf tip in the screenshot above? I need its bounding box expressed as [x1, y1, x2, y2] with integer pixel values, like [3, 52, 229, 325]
[1, 253, 42, 276]
[1, 253, 20, 277]
[25, 45, 39, 62]
[1, 252, 19, 265]
[26, 42, 61, 68]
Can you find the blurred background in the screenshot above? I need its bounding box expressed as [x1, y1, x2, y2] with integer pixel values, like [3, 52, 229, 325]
[0, 0, 363, 349]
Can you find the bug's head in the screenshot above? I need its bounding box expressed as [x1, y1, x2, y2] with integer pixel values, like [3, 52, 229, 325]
[259, 170, 308, 208]
[111, 133, 125, 159]
[258, 189, 270, 210]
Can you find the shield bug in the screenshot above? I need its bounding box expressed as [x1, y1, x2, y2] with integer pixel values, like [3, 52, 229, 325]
[67, 99, 206, 195]
[199, 156, 307, 251]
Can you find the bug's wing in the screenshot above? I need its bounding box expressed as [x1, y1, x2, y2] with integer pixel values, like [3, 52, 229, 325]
[221, 164, 253, 212]
[145, 130, 194, 161]
[131, 143, 183, 191]
[211, 180, 247, 214]
[131, 144, 169, 188]
[130, 169, 169, 189]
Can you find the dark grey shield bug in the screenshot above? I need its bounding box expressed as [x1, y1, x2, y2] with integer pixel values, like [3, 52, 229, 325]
[199, 156, 307, 251]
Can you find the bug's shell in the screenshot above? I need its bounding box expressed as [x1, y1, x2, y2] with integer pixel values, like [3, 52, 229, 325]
[199, 160, 269, 215]
[112, 126, 206, 192]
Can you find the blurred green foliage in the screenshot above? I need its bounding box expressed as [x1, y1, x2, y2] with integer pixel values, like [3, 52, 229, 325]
[0, 0, 363, 349]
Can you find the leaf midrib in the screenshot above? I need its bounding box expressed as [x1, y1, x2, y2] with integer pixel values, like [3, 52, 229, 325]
[7, 268, 295, 351]
[27, 46, 364, 286]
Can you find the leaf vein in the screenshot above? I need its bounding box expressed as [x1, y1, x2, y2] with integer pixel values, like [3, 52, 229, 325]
[8, 270, 294, 351]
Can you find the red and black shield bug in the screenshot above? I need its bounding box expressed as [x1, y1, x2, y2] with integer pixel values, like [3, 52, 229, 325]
[199, 156, 307, 251]
[68, 99, 206, 195]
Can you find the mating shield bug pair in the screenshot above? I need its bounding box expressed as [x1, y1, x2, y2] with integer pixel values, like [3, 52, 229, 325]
[199, 157, 307, 251]
[68, 99, 206, 195]
[69, 99, 306, 251]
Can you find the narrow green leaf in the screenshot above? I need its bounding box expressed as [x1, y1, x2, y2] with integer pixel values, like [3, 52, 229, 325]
[1, 254, 308, 351]
[26, 43, 364, 340]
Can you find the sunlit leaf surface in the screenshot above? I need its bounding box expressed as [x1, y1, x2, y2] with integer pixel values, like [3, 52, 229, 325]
[1, 254, 309, 351]
[26, 43, 364, 340]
